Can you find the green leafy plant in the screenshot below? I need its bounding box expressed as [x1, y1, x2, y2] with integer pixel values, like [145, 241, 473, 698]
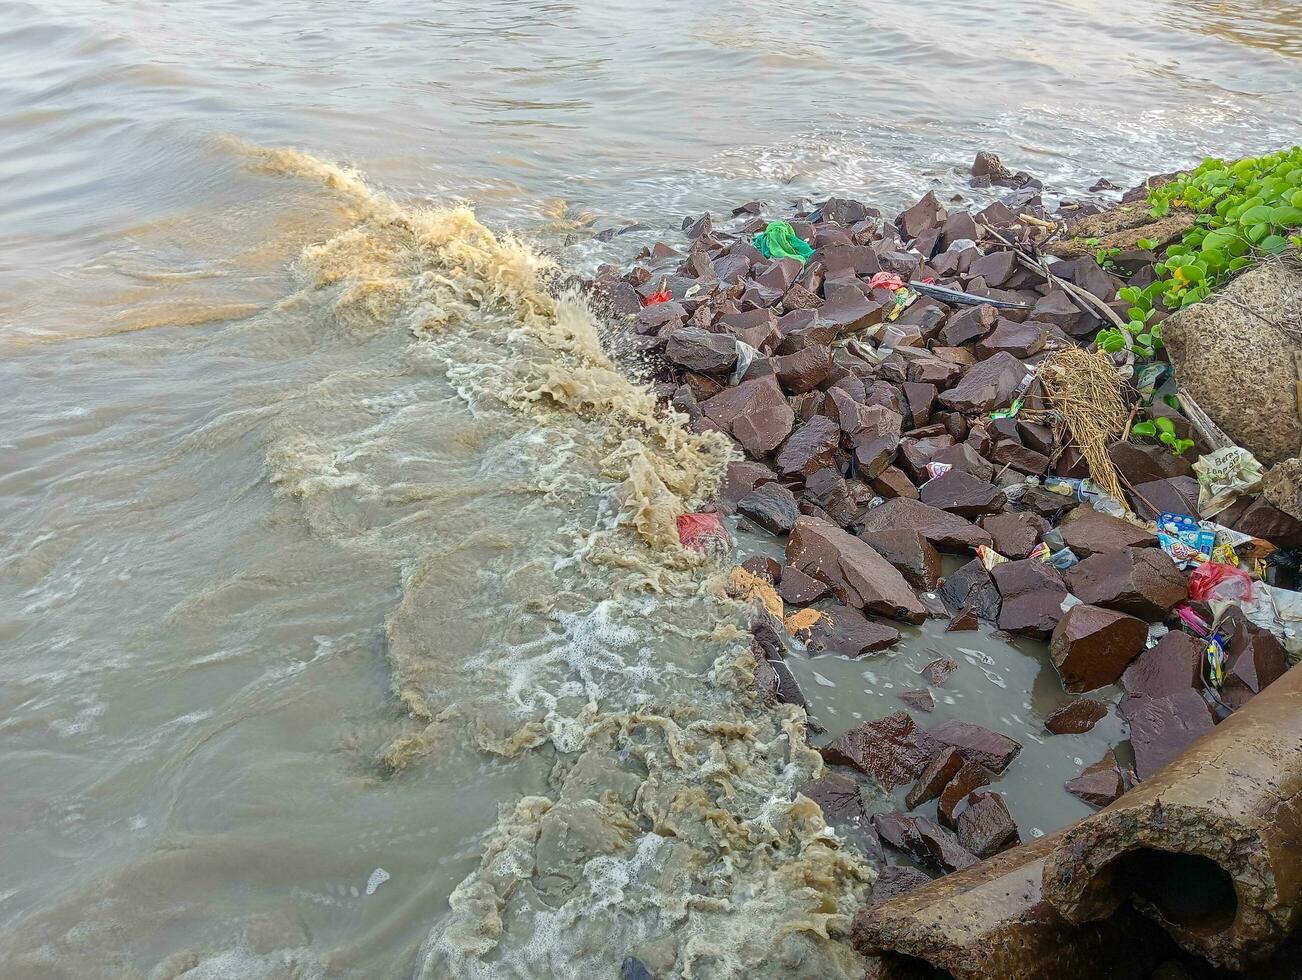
[1131, 416, 1194, 456]
[1147, 147, 1302, 310]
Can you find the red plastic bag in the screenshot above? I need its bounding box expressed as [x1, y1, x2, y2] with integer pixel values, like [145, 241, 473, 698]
[867, 271, 904, 292]
[642, 289, 672, 307]
[677, 512, 731, 555]
[1188, 561, 1254, 604]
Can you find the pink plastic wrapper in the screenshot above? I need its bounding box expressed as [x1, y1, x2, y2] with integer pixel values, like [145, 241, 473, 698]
[867, 271, 905, 292]
[677, 512, 732, 555]
[1188, 561, 1254, 604]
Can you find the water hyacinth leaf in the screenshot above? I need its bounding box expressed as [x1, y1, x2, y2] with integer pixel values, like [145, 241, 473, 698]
[1131, 421, 1157, 439]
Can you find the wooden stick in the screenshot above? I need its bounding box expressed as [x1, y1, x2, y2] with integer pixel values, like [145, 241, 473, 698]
[1176, 387, 1234, 452]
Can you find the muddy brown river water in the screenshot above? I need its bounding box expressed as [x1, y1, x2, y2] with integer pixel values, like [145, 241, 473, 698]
[1, 2, 1300, 977]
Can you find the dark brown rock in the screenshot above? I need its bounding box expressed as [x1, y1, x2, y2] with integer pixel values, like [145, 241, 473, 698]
[787, 518, 927, 623]
[928, 719, 1022, 773]
[979, 511, 1049, 558]
[956, 791, 1019, 858]
[938, 303, 998, 348]
[1050, 604, 1149, 692]
[1220, 618, 1289, 710]
[798, 772, 881, 860]
[870, 466, 919, 501]
[776, 565, 830, 605]
[740, 555, 782, 582]
[899, 191, 948, 240]
[803, 468, 856, 526]
[774, 417, 843, 479]
[665, 327, 738, 374]
[1065, 749, 1130, 808]
[869, 866, 932, 904]
[853, 434, 901, 482]
[1120, 631, 1204, 699]
[700, 375, 795, 457]
[992, 558, 1068, 639]
[967, 250, 1016, 287]
[1119, 689, 1215, 780]
[939, 559, 1001, 622]
[905, 746, 964, 808]
[858, 498, 992, 553]
[820, 711, 941, 790]
[922, 657, 959, 686]
[1108, 441, 1195, 486]
[931, 442, 996, 483]
[1057, 507, 1158, 557]
[897, 688, 936, 713]
[793, 604, 900, 657]
[737, 482, 800, 535]
[913, 815, 979, 873]
[773, 344, 832, 395]
[919, 469, 1006, 518]
[937, 762, 993, 827]
[974, 318, 1049, 359]
[1064, 547, 1188, 619]
[1127, 476, 1202, 523]
[937, 351, 1027, 415]
[857, 529, 942, 590]
[946, 607, 979, 631]
[901, 382, 937, 428]
[1044, 698, 1109, 735]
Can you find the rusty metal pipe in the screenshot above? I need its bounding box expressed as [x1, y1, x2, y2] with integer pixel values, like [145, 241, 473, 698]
[1042, 663, 1302, 970]
[852, 830, 1163, 980]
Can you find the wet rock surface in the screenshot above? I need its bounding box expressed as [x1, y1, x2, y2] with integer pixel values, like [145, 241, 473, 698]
[597, 178, 1302, 922]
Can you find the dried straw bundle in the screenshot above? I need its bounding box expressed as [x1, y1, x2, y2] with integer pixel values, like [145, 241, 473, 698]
[1038, 347, 1129, 502]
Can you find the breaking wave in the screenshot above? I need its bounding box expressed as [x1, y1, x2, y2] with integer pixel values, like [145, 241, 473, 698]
[246, 143, 874, 978]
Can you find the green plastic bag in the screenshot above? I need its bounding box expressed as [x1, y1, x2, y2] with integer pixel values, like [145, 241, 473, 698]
[753, 221, 814, 264]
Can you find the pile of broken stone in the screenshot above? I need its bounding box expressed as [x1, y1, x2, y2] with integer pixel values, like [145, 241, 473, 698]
[584, 155, 1302, 892]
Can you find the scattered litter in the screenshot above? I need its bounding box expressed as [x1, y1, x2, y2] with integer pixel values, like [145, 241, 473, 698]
[1156, 512, 1216, 569]
[753, 220, 813, 264]
[867, 271, 905, 292]
[677, 512, 732, 556]
[977, 545, 1008, 570]
[642, 276, 672, 306]
[1193, 446, 1264, 517]
[924, 462, 953, 480]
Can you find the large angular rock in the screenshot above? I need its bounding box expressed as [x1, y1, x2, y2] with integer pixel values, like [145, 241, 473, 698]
[913, 816, 979, 873]
[1108, 441, 1194, 486]
[922, 657, 959, 686]
[1226, 496, 1302, 549]
[773, 344, 832, 395]
[927, 719, 1022, 773]
[857, 529, 942, 590]
[937, 762, 993, 827]
[1057, 507, 1158, 557]
[974, 318, 1049, 359]
[979, 511, 1049, 557]
[939, 559, 1001, 622]
[803, 468, 856, 526]
[1220, 617, 1289, 710]
[919, 469, 1006, 518]
[1050, 604, 1148, 692]
[1119, 689, 1215, 780]
[820, 711, 941, 790]
[792, 604, 900, 656]
[701, 375, 795, 456]
[1064, 547, 1188, 619]
[737, 482, 800, 535]
[665, 327, 738, 374]
[967, 250, 1017, 287]
[717, 460, 778, 513]
[957, 791, 1019, 858]
[1120, 631, 1204, 699]
[798, 772, 880, 859]
[897, 688, 935, 713]
[905, 746, 965, 809]
[938, 303, 997, 348]
[1127, 476, 1201, 523]
[992, 558, 1068, 639]
[774, 416, 843, 479]
[857, 497, 992, 553]
[870, 866, 933, 904]
[776, 565, 830, 605]
[870, 465, 919, 501]
[787, 517, 928, 623]
[1044, 698, 1108, 734]
[1065, 750, 1129, 808]
[937, 352, 1026, 414]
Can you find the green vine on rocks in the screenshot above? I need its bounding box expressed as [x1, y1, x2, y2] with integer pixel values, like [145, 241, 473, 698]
[1148, 146, 1302, 310]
